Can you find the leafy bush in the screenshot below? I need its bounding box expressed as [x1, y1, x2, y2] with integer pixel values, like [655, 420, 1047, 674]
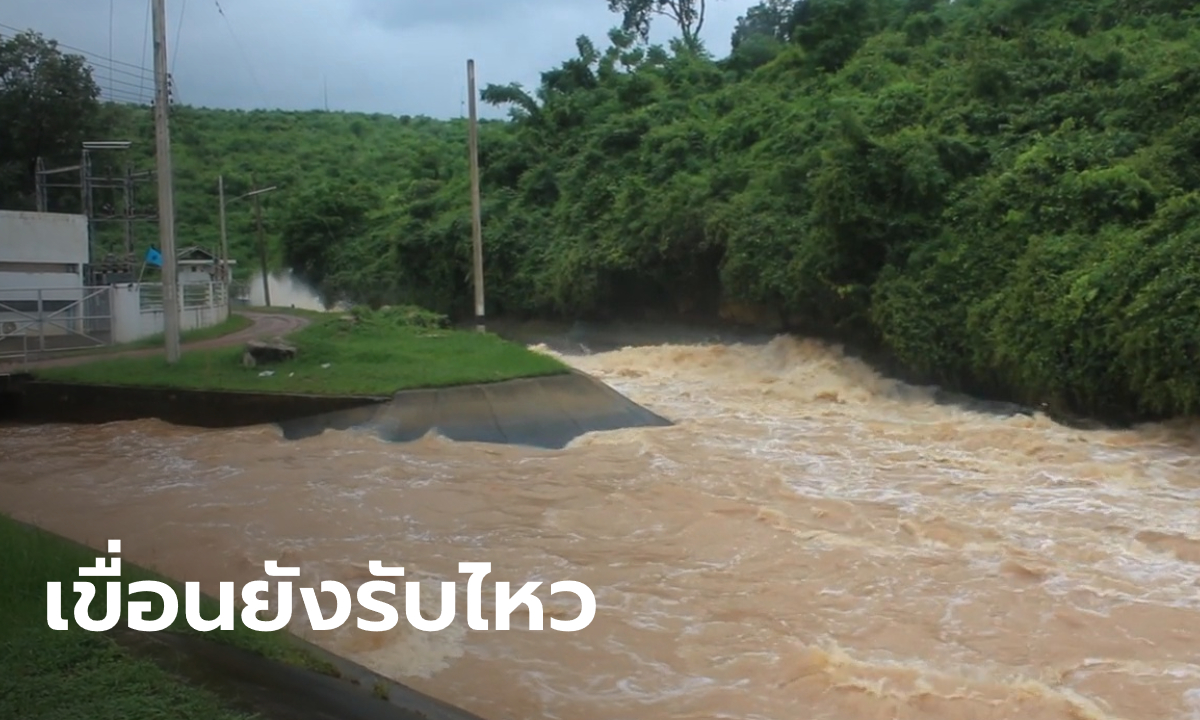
[349, 305, 451, 330]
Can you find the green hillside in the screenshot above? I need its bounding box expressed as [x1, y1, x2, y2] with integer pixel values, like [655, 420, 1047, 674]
[3, 0, 1200, 423]
[24, 103, 478, 287]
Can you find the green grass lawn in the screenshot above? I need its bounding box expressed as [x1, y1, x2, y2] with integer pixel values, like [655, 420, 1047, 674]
[0, 513, 333, 720]
[33, 305, 569, 396]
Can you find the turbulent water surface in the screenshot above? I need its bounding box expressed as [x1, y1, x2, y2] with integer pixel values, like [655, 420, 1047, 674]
[2, 332, 1199, 720]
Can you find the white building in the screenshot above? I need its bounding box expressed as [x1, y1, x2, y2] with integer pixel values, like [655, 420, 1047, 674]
[175, 245, 236, 284]
[0, 210, 91, 347]
[0, 211, 231, 358]
[0, 209, 87, 296]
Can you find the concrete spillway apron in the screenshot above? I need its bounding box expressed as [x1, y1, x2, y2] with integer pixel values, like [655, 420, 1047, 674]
[109, 626, 484, 720]
[277, 369, 673, 449]
[6, 516, 484, 720]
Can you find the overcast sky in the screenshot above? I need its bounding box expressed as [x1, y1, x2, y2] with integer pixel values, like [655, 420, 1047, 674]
[2, 0, 757, 119]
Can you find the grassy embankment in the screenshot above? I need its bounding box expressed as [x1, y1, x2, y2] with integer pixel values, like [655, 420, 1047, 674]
[33, 305, 568, 395]
[0, 514, 333, 720]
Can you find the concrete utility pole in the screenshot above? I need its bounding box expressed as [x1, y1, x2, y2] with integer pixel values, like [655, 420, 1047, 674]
[467, 59, 485, 331]
[220, 179, 278, 306]
[152, 0, 181, 363]
[218, 175, 229, 283]
[123, 163, 135, 256]
[81, 148, 93, 261]
[251, 173, 271, 307]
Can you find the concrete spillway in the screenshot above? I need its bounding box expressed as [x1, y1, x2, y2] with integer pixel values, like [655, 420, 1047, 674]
[2, 370, 673, 449]
[278, 370, 673, 449]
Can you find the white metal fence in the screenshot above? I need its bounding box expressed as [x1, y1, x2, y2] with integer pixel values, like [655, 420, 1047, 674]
[229, 280, 252, 306]
[139, 282, 228, 312]
[0, 286, 114, 362]
[0, 281, 231, 367]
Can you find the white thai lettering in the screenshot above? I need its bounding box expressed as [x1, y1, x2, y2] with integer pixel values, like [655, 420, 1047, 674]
[405, 581, 455, 632]
[44, 540, 598, 634]
[356, 580, 399, 632]
[495, 581, 544, 631]
[126, 580, 179, 631]
[240, 571, 293, 632]
[368, 561, 404, 576]
[300, 581, 352, 631]
[458, 562, 491, 630]
[185, 581, 235, 631]
[549, 581, 597, 632]
[78, 539, 121, 577]
[72, 581, 122, 631]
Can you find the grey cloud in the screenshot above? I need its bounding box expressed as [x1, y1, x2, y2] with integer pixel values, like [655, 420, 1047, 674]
[2, 0, 757, 119]
[351, 0, 553, 29]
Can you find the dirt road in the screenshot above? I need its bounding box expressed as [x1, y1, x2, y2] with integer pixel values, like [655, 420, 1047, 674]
[6, 311, 310, 371]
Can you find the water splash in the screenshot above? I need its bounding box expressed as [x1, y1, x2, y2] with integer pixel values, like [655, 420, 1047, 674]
[245, 269, 327, 311]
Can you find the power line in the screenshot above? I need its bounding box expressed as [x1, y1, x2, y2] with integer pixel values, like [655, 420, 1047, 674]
[140, 0, 151, 99]
[99, 87, 148, 105]
[79, 61, 152, 100]
[99, 82, 149, 99]
[108, 0, 115, 98]
[106, 72, 149, 88]
[101, 88, 143, 99]
[171, 0, 187, 76]
[0, 20, 154, 101]
[101, 95, 147, 106]
[0, 22, 150, 74]
[101, 74, 152, 93]
[87, 62, 153, 85]
[212, 0, 269, 107]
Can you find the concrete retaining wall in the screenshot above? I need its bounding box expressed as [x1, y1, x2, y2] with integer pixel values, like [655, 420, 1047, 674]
[278, 370, 673, 449]
[3, 371, 674, 449]
[6, 381, 388, 428]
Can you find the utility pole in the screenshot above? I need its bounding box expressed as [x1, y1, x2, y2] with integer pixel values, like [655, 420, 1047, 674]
[35, 158, 47, 212]
[221, 180, 278, 305]
[217, 175, 229, 283]
[252, 173, 271, 307]
[466, 58, 485, 331]
[123, 163, 135, 256]
[81, 148, 93, 262]
[152, 0, 181, 363]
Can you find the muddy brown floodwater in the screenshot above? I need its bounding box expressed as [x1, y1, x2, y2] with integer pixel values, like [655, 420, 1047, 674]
[3, 336, 1200, 720]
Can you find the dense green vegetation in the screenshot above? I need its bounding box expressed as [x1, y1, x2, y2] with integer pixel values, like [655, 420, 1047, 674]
[35, 306, 568, 394]
[4, 0, 1200, 422]
[0, 514, 332, 719]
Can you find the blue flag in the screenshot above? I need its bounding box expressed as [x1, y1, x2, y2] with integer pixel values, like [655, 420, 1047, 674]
[145, 247, 163, 267]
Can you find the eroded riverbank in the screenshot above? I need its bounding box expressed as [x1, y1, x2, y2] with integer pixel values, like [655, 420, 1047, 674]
[2, 334, 1198, 719]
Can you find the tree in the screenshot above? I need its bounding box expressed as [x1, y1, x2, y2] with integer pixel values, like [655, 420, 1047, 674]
[279, 180, 379, 296]
[607, 0, 715, 49]
[790, 0, 880, 72]
[731, 0, 796, 49]
[0, 30, 101, 209]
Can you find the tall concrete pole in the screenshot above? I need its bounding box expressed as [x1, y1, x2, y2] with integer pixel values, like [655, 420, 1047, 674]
[218, 175, 229, 283]
[152, 0, 181, 363]
[467, 59, 485, 331]
[252, 173, 271, 307]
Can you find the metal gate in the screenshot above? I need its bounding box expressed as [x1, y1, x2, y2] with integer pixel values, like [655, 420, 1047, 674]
[0, 286, 114, 363]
